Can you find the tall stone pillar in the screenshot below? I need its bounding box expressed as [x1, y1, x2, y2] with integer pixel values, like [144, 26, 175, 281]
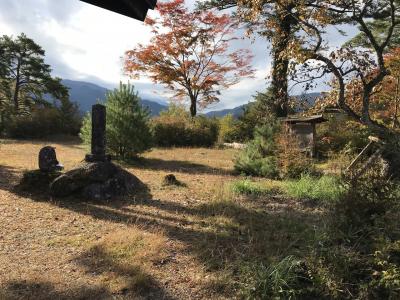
[85, 104, 110, 162]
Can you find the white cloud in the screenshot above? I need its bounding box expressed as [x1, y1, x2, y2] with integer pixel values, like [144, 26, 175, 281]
[0, 0, 359, 111]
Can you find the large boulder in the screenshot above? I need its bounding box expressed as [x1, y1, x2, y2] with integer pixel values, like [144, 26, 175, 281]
[50, 161, 143, 200]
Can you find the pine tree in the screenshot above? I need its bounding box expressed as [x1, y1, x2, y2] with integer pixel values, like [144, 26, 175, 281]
[0, 33, 68, 112]
[80, 82, 152, 159]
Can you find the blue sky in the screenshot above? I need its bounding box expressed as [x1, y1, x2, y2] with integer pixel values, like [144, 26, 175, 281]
[0, 0, 358, 111]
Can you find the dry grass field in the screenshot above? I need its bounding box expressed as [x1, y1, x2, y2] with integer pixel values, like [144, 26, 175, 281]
[0, 139, 323, 299]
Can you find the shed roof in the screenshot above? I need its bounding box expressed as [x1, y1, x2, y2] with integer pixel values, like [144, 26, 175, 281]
[282, 114, 327, 124]
[80, 0, 157, 21]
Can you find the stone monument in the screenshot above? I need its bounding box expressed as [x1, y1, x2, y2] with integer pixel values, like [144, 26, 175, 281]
[39, 146, 63, 172]
[49, 104, 143, 200]
[85, 104, 110, 162]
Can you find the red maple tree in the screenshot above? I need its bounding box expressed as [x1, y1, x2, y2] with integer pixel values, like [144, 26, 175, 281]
[124, 0, 254, 116]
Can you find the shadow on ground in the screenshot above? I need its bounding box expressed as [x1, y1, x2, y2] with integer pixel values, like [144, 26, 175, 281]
[123, 157, 235, 176]
[75, 242, 176, 300]
[1, 280, 108, 300]
[1, 276, 174, 300]
[3, 164, 321, 298]
[0, 165, 20, 192]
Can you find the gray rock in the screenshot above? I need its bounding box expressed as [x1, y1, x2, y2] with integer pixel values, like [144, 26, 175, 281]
[18, 169, 62, 192]
[50, 174, 82, 197]
[50, 161, 143, 200]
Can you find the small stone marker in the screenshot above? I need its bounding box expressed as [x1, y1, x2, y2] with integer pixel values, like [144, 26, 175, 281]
[85, 104, 111, 162]
[162, 174, 185, 186]
[39, 146, 63, 172]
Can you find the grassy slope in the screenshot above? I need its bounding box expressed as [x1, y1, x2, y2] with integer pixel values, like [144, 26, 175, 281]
[0, 140, 323, 299]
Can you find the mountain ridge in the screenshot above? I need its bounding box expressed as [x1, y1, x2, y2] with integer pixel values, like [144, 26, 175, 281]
[62, 79, 167, 116]
[62, 79, 321, 118]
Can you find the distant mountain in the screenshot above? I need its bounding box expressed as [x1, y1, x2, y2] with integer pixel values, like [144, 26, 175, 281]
[204, 92, 322, 118]
[62, 79, 322, 118]
[294, 92, 322, 109]
[204, 105, 247, 118]
[62, 79, 167, 116]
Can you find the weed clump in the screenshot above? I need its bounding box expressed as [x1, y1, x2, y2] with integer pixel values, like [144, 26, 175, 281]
[241, 256, 314, 299]
[284, 174, 345, 202]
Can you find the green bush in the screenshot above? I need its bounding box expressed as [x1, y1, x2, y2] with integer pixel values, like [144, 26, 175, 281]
[331, 174, 400, 236]
[152, 120, 187, 147]
[218, 114, 239, 143]
[234, 88, 289, 142]
[282, 159, 317, 179]
[284, 174, 345, 202]
[381, 132, 400, 179]
[235, 153, 279, 178]
[317, 118, 370, 156]
[79, 111, 91, 149]
[80, 82, 152, 159]
[152, 104, 219, 147]
[7, 107, 62, 138]
[234, 123, 280, 178]
[6, 99, 81, 139]
[188, 116, 219, 147]
[307, 175, 400, 299]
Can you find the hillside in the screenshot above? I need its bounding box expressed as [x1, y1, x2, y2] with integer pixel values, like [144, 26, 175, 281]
[204, 92, 322, 118]
[204, 105, 247, 118]
[62, 79, 168, 116]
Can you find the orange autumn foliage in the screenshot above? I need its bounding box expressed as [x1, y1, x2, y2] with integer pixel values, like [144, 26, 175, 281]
[124, 0, 254, 116]
[312, 47, 400, 130]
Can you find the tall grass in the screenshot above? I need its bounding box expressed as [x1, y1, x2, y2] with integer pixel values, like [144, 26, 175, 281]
[284, 174, 345, 202]
[242, 256, 309, 299]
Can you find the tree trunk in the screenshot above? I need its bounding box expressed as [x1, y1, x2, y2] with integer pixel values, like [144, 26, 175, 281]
[189, 94, 197, 117]
[13, 58, 21, 112]
[0, 110, 4, 135]
[270, 8, 292, 118]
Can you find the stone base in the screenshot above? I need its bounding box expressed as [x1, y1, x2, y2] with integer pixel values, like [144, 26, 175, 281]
[18, 169, 63, 192]
[85, 154, 111, 162]
[49, 161, 143, 200]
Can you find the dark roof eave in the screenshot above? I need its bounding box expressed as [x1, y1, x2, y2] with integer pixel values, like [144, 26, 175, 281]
[80, 0, 157, 21]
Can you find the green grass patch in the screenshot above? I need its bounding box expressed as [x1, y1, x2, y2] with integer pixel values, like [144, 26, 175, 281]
[284, 174, 345, 202]
[231, 179, 280, 196]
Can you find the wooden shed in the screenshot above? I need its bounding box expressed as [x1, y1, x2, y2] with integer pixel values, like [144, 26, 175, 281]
[282, 115, 327, 157]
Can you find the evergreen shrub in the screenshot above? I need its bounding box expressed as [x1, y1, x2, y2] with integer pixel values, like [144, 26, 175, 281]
[234, 123, 280, 178]
[80, 82, 152, 159]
